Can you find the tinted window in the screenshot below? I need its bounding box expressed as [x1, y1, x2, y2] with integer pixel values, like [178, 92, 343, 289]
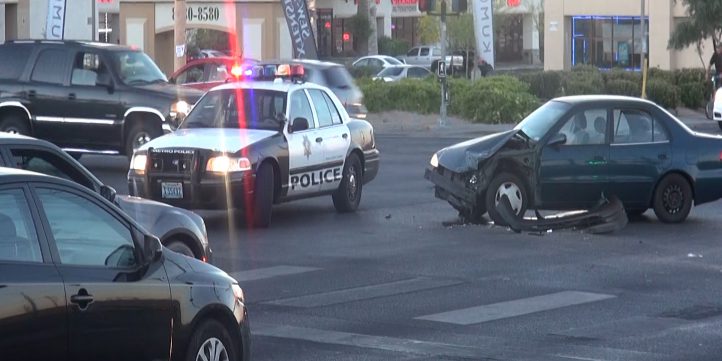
[384, 56, 403, 65]
[322, 66, 354, 89]
[176, 64, 205, 84]
[289, 90, 315, 129]
[0, 188, 42, 263]
[368, 58, 384, 68]
[322, 91, 343, 125]
[0, 45, 31, 80]
[612, 109, 667, 144]
[207, 63, 229, 82]
[514, 101, 571, 141]
[37, 188, 136, 268]
[113, 51, 167, 85]
[71, 52, 109, 86]
[309, 89, 334, 127]
[181, 89, 287, 131]
[31, 49, 69, 84]
[10, 148, 95, 190]
[420, 48, 430, 56]
[556, 108, 607, 145]
[354, 59, 369, 67]
[406, 48, 419, 57]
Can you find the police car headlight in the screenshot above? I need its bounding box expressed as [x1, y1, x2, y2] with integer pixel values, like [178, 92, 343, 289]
[171, 100, 190, 116]
[130, 153, 148, 174]
[430, 153, 439, 168]
[206, 156, 252, 173]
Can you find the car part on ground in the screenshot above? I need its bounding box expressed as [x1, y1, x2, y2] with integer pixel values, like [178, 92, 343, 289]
[496, 194, 628, 234]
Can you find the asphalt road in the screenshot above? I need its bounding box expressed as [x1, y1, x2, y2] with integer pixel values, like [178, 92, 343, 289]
[82, 115, 722, 361]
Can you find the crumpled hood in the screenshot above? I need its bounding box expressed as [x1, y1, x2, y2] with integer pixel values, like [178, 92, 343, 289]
[436, 129, 518, 173]
[139, 128, 278, 153]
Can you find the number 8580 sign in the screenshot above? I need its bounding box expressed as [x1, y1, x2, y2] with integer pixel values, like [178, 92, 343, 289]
[171, 6, 221, 22]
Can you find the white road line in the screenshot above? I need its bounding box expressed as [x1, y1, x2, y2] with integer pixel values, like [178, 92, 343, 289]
[264, 277, 461, 308]
[229, 265, 320, 282]
[416, 291, 616, 325]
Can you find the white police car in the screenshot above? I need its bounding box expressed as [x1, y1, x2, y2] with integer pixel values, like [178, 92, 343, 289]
[127, 64, 379, 227]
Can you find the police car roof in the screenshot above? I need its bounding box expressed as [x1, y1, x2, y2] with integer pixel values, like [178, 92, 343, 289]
[211, 80, 329, 93]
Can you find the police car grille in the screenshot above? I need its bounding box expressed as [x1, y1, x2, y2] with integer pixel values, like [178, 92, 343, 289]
[148, 152, 195, 175]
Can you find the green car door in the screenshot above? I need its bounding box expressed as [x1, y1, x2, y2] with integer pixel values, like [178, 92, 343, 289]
[538, 107, 611, 209]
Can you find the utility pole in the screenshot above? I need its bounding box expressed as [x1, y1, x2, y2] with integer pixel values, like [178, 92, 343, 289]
[439, 0, 448, 127]
[174, 0, 187, 72]
[640, 0, 648, 98]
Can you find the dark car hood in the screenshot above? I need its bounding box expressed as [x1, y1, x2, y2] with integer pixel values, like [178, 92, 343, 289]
[116, 195, 205, 241]
[436, 129, 518, 173]
[136, 82, 204, 102]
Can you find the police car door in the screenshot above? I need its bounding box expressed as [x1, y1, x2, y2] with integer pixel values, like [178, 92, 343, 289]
[286, 89, 325, 196]
[307, 89, 351, 192]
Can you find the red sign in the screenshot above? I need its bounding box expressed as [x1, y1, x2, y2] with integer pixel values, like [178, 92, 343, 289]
[343, 33, 351, 42]
[324, 21, 331, 29]
[392, 0, 418, 4]
[507, 0, 521, 7]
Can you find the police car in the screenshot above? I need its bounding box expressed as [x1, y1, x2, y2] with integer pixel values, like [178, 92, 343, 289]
[127, 64, 380, 227]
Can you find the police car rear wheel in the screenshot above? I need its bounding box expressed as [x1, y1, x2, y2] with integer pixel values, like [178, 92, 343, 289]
[252, 162, 274, 228]
[333, 154, 362, 213]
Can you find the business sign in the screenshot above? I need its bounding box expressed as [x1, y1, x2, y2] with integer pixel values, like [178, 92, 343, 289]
[282, 0, 318, 59]
[46, 0, 67, 40]
[392, 0, 419, 14]
[155, 3, 234, 32]
[472, 0, 494, 68]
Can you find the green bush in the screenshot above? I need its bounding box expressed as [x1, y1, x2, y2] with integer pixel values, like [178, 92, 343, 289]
[451, 76, 540, 123]
[648, 67, 676, 84]
[603, 69, 641, 84]
[562, 67, 604, 96]
[349, 66, 380, 79]
[646, 79, 680, 109]
[605, 79, 641, 96]
[675, 68, 706, 85]
[517, 71, 563, 100]
[378, 36, 409, 57]
[678, 82, 705, 109]
[359, 78, 440, 114]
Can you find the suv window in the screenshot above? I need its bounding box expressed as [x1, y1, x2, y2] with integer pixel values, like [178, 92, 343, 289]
[71, 52, 108, 86]
[36, 188, 137, 268]
[10, 148, 95, 190]
[0, 188, 43, 263]
[31, 49, 69, 85]
[322, 66, 354, 89]
[289, 90, 315, 129]
[0, 45, 32, 80]
[420, 47, 430, 56]
[207, 62, 229, 82]
[406, 48, 419, 57]
[309, 89, 334, 127]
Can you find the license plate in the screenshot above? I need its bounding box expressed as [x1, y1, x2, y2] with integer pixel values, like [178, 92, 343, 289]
[161, 182, 183, 199]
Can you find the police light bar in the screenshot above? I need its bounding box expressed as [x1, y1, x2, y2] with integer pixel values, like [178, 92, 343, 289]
[231, 63, 305, 82]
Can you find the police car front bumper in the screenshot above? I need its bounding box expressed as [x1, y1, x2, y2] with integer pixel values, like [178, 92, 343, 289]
[128, 171, 255, 210]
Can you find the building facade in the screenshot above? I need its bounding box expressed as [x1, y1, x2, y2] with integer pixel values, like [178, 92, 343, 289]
[544, 0, 711, 71]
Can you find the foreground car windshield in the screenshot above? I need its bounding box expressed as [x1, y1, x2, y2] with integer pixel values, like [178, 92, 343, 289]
[513, 101, 571, 141]
[378, 67, 404, 77]
[113, 51, 168, 85]
[180, 89, 287, 131]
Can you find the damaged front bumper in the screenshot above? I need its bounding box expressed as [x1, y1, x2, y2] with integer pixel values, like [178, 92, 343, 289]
[496, 194, 628, 234]
[424, 166, 479, 211]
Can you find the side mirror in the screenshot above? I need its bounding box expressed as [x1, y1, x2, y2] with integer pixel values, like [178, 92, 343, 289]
[548, 133, 567, 147]
[100, 185, 117, 203]
[289, 117, 310, 133]
[143, 234, 163, 264]
[96, 73, 114, 90]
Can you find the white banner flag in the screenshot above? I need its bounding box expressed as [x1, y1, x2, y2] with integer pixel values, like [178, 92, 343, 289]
[46, 0, 67, 40]
[472, 0, 495, 68]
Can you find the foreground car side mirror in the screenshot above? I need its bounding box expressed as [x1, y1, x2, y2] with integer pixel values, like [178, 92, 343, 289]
[143, 234, 163, 264]
[548, 133, 567, 147]
[289, 117, 310, 133]
[100, 185, 117, 203]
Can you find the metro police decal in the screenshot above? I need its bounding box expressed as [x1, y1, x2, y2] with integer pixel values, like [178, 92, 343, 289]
[290, 165, 343, 190]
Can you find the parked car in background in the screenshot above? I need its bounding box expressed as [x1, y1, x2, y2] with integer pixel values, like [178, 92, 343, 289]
[398, 45, 464, 73]
[261, 59, 368, 119]
[352, 55, 404, 73]
[0, 132, 212, 261]
[0, 167, 249, 361]
[373, 65, 433, 82]
[170, 56, 259, 91]
[0, 40, 203, 158]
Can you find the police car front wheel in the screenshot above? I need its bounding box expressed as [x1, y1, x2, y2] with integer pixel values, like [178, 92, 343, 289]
[252, 162, 275, 228]
[333, 154, 362, 213]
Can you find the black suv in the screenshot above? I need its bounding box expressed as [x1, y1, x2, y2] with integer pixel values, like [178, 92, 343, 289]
[0, 40, 203, 158]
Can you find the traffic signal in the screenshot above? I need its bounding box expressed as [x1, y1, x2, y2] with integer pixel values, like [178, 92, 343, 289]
[419, 0, 435, 12]
[452, 0, 467, 12]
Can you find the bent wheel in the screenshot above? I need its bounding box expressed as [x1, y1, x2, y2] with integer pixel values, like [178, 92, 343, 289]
[485, 172, 528, 226]
[652, 174, 693, 223]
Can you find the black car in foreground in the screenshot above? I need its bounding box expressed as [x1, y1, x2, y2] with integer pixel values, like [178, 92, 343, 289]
[0, 132, 211, 261]
[0, 40, 203, 158]
[0, 168, 250, 361]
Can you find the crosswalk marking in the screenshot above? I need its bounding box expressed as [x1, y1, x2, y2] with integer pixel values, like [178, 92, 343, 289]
[264, 277, 461, 308]
[416, 291, 616, 325]
[229, 265, 320, 282]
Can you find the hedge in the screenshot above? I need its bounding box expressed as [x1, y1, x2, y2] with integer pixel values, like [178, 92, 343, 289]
[605, 79, 641, 96]
[646, 79, 680, 110]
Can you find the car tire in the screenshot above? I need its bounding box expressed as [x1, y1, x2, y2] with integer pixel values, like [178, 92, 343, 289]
[166, 239, 196, 258]
[485, 172, 528, 226]
[652, 173, 693, 223]
[125, 122, 161, 159]
[185, 320, 237, 361]
[0, 114, 30, 135]
[718, 121, 722, 131]
[333, 153, 362, 213]
[252, 162, 274, 228]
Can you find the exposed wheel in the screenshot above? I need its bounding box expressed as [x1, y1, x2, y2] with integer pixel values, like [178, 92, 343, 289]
[252, 162, 274, 228]
[0, 114, 30, 135]
[125, 122, 161, 158]
[166, 239, 196, 258]
[333, 153, 362, 213]
[653, 174, 693, 223]
[485, 172, 528, 226]
[185, 320, 236, 361]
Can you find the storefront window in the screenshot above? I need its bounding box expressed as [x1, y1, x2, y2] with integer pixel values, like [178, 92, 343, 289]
[572, 16, 645, 70]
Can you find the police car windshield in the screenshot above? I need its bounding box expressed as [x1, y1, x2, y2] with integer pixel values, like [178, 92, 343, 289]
[180, 89, 287, 131]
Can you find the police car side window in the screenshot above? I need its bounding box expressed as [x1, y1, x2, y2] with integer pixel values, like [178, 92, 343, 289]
[308, 89, 334, 127]
[290, 90, 315, 129]
[321, 91, 343, 125]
